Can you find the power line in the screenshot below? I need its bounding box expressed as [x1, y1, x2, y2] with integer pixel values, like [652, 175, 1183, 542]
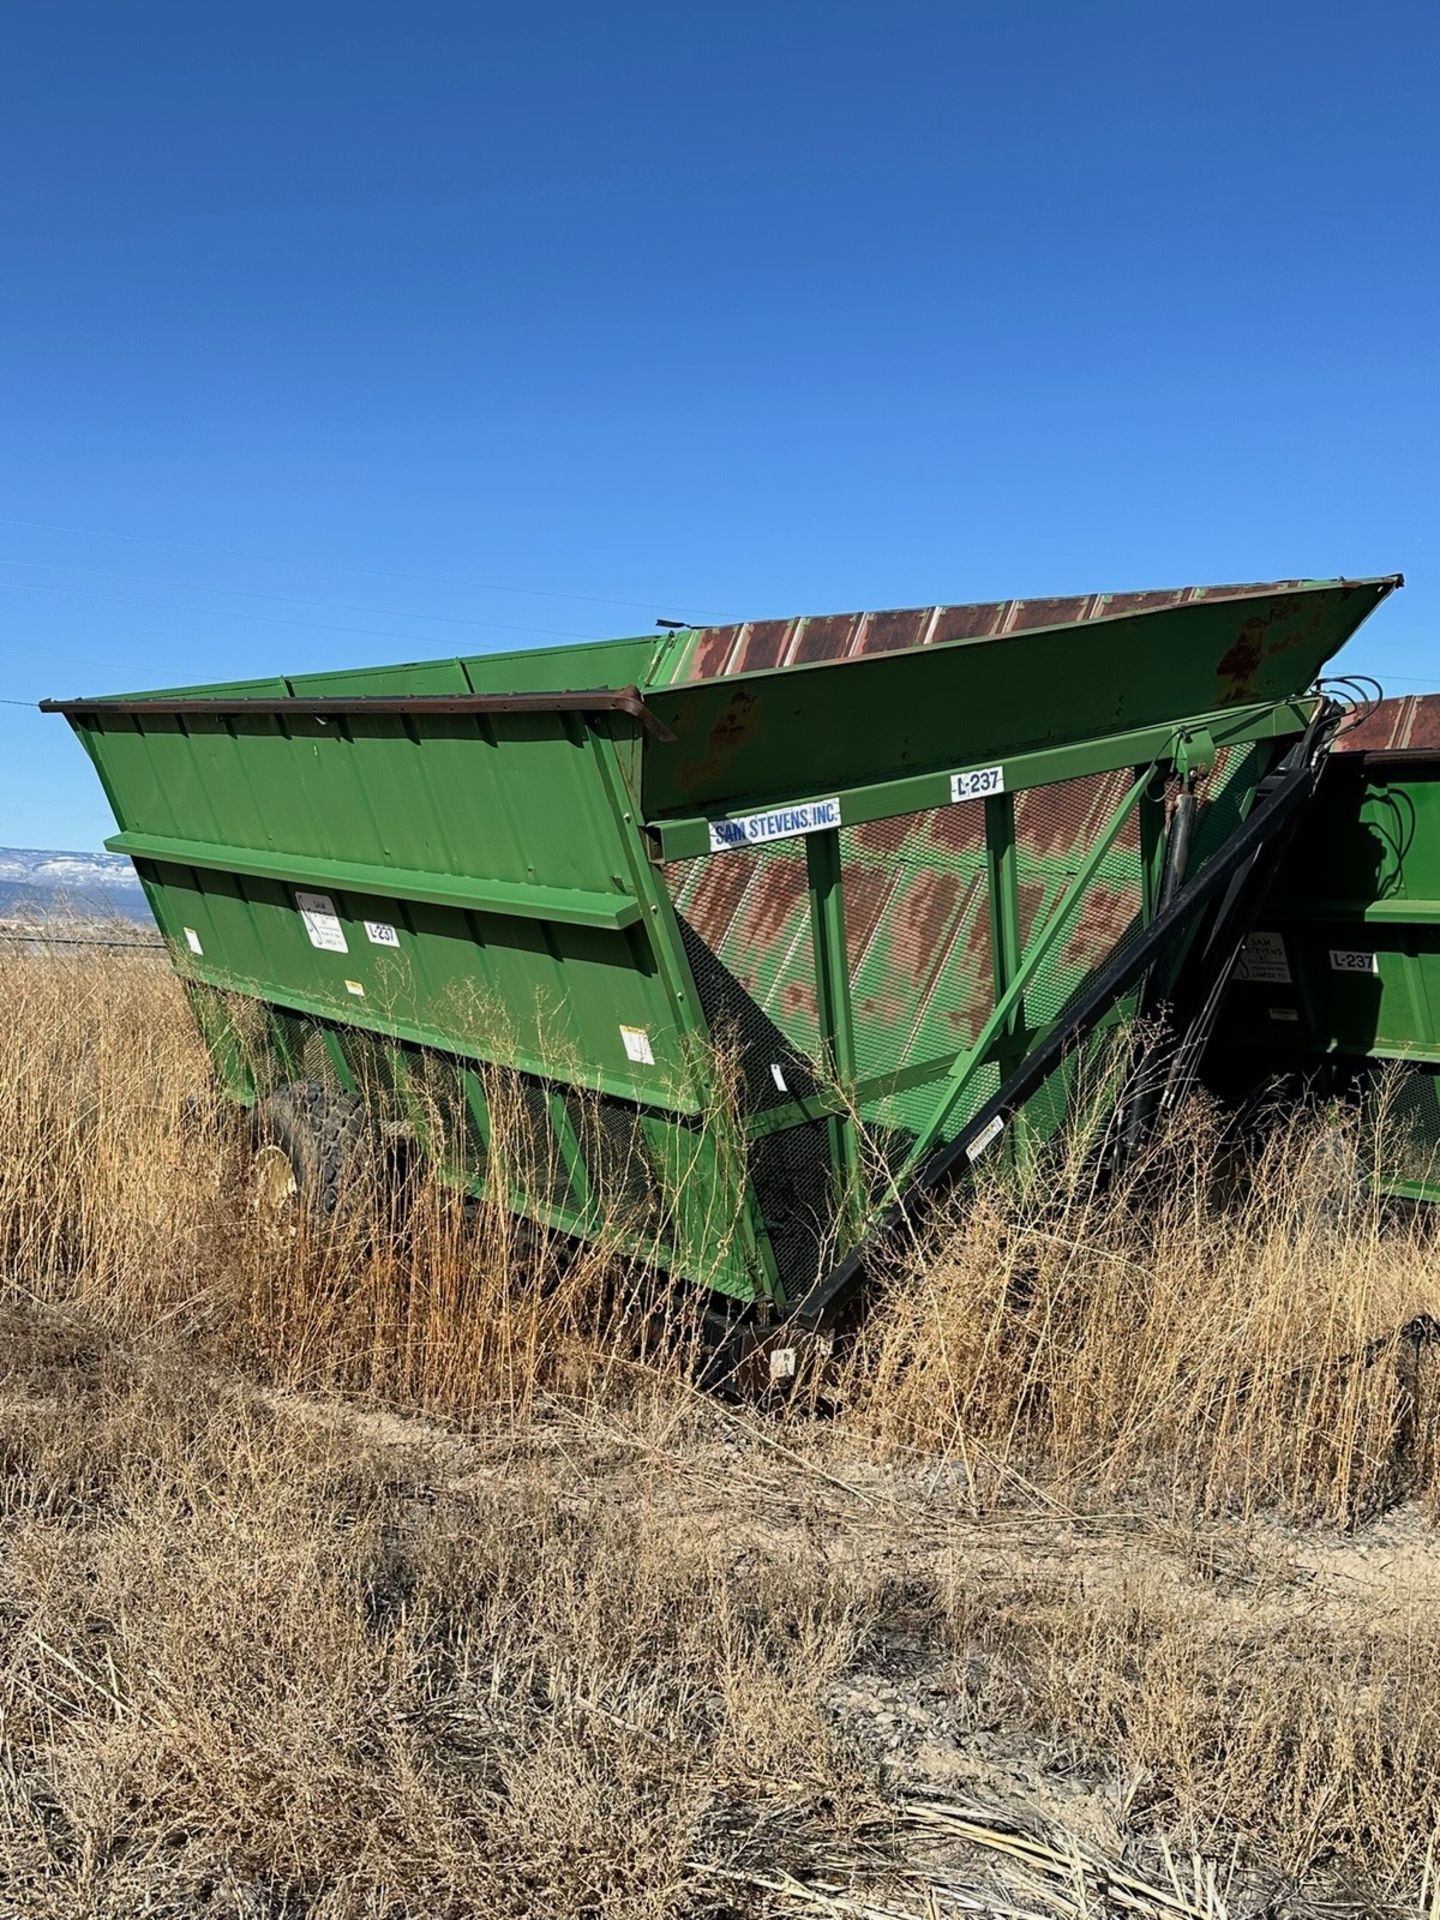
[0, 554, 675, 641]
[0, 576, 601, 649]
[0, 930, 164, 950]
[0, 514, 721, 622]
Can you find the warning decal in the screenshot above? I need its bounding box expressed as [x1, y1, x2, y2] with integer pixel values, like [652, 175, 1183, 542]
[1233, 931, 1291, 986]
[296, 891, 348, 954]
[620, 1025, 655, 1066]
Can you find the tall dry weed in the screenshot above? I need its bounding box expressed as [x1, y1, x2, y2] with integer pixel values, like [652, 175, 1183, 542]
[2, 941, 1438, 1523]
[846, 1097, 1440, 1523]
[0, 948, 697, 1416]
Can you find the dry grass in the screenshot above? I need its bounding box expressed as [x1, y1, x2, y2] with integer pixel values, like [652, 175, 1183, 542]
[1, 945, 1439, 1915]
[847, 1097, 1440, 1524]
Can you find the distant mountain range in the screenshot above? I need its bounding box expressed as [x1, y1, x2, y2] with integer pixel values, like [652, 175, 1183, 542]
[0, 848, 150, 921]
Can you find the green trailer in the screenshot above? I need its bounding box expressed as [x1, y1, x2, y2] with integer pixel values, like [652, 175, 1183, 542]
[44, 573, 1402, 1334]
[1214, 693, 1440, 1202]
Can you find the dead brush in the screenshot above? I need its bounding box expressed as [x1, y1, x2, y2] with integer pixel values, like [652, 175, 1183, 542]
[843, 1093, 1440, 1525]
[5, 945, 1440, 1911]
[4, 943, 1439, 1514]
[0, 1325, 880, 1918]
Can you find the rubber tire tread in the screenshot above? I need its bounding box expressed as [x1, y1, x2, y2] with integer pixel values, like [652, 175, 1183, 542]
[255, 1081, 373, 1222]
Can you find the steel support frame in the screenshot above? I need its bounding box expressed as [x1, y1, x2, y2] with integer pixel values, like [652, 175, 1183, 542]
[648, 699, 1318, 863]
[588, 716, 786, 1304]
[805, 825, 863, 1229]
[984, 791, 1025, 1119]
[895, 760, 1159, 1183]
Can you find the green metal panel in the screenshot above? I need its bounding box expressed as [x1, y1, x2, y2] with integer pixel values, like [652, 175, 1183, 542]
[1221, 718, 1440, 1065]
[47, 574, 1404, 1311]
[638, 580, 1395, 822]
[1214, 698, 1440, 1201]
[68, 704, 699, 1111]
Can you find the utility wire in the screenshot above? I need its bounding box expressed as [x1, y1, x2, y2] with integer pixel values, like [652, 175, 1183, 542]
[0, 577, 599, 648]
[0, 554, 683, 640]
[0, 514, 721, 621]
[0, 931, 164, 950]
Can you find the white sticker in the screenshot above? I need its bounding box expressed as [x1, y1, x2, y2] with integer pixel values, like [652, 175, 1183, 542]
[295, 890, 348, 954]
[1269, 1006, 1301, 1023]
[1233, 930, 1291, 985]
[183, 926, 203, 956]
[966, 1114, 1005, 1162]
[770, 1062, 789, 1094]
[950, 764, 1005, 804]
[707, 796, 841, 853]
[365, 919, 400, 948]
[1330, 949, 1379, 976]
[620, 1025, 655, 1066]
[344, 979, 366, 997]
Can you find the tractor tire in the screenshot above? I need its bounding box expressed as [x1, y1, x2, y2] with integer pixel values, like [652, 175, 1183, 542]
[252, 1081, 375, 1224]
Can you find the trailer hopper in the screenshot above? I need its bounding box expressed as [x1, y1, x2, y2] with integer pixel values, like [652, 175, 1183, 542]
[1215, 691, 1440, 1203]
[44, 573, 1402, 1327]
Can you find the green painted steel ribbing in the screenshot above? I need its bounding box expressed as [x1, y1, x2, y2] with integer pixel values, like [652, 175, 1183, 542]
[897, 761, 1158, 1183]
[1138, 775, 1165, 925]
[108, 829, 643, 930]
[320, 1027, 356, 1093]
[805, 825, 863, 1214]
[984, 792, 1024, 1073]
[175, 960, 706, 1113]
[586, 717, 782, 1301]
[461, 1068, 493, 1155]
[584, 724, 709, 1042]
[648, 700, 1319, 863]
[1270, 898, 1440, 924]
[546, 1090, 592, 1217]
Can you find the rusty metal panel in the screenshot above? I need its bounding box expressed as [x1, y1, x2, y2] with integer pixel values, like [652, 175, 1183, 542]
[664, 843, 822, 1108]
[840, 804, 993, 1147]
[1332, 693, 1440, 755]
[652, 580, 1321, 686]
[639, 579, 1401, 824]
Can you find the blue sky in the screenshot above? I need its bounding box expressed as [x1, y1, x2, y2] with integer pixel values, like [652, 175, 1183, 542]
[2, 0, 1436, 850]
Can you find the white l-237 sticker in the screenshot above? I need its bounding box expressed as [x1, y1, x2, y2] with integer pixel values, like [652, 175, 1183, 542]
[950, 764, 1005, 803]
[707, 796, 841, 853]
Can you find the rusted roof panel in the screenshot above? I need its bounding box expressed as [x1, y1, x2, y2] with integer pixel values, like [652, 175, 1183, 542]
[1332, 692, 1440, 754]
[651, 580, 1325, 686]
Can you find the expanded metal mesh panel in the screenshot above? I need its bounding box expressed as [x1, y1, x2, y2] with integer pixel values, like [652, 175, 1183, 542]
[1381, 1069, 1440, 1193]
[664, 848, 822, 1104]
[838, 805, 991, 1151]
[748, 1118, 838, 1298]
[267, 1009, 338, 1090]
[1187, 743, 1251, 870]
[404, 1047, 484, 1180]
[330, 1025, 404, 1118]
[671, 915, 822, 1114]
[512, 1079, 577, 1215]
[1015, 768, 1144, 1031]
[572, 1092, 671, 1237]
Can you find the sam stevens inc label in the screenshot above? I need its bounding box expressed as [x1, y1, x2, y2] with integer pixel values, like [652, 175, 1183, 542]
[707, 797, 842, 852]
